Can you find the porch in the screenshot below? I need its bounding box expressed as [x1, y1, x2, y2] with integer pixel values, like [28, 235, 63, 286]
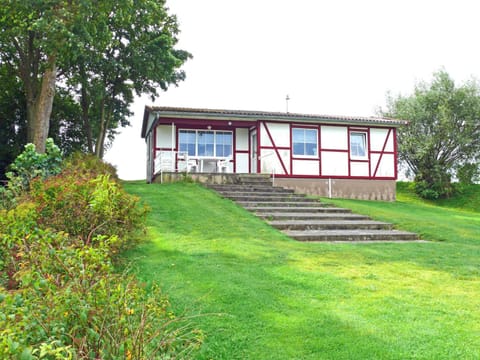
[154, 151, 233, 175]
[153, 172, 270, 185]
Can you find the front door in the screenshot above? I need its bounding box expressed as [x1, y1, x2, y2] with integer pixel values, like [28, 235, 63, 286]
[250, 130, 257, 173]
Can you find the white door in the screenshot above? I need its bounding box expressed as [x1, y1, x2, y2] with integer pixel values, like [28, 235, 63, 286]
[250, 131, 257, 173]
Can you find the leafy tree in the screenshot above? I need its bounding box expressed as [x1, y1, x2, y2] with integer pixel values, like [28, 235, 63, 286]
[49, 88, 87, 155]
[66, 0, 191, 158]
[0, 66, 84, 180]
[456, 161, 480, 185]
[0, 0, 191, 157]
[383, 71, 480, 198]
[0, 65, 27, 181]
[0, 0, 84, 153]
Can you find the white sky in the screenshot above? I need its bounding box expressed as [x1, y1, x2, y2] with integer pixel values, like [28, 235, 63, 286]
[105, 0, 480, 180]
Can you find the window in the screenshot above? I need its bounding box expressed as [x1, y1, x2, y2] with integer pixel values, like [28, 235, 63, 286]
[179, 130, 196, 155]
[350, 132, 367, 158]
[178, 130, 232, 157]
[197, 131, 214, 156]
[292, 128, 317, 156]
[215, 131, 232, 157]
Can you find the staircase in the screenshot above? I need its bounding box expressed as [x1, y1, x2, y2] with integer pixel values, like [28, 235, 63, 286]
[206, 174, 419, 242]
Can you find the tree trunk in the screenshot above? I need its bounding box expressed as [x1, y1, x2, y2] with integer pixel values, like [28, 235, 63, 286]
[80, 85, 94, 153]
[79, 64, 94, 153]
[95, 98, 108, 159]
[26, 56, 57, 153]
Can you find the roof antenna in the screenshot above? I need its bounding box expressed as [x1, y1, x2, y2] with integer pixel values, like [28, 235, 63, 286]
[285, 94, 290, 113]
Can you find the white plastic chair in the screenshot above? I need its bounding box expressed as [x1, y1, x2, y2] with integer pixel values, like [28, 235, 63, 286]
[217, 157, 231, 173]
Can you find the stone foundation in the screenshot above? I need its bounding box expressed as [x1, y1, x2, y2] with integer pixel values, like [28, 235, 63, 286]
[153, 173, 397, 201]
[273, 178, 396, 201]
[152, 172, 242, 185]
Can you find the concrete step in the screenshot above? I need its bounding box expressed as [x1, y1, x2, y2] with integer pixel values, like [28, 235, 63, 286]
[236, 201, 325, 207]
[236, 175, 270, 180]
[235, 176, 271, 185]
[207, 185, 295, 193]
[226, 195, 319, 202]
[237, 181, 272, 186]
[257, 212, 369, 221]
[245, 206, 348, 213]
[269, 220, 392, 231]
[218, 191, 299, 197]
[204, 176, 421, 243]
[284, 229, 419, 242]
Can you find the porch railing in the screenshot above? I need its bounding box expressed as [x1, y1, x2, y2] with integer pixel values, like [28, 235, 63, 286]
[154, 152, 231, 183]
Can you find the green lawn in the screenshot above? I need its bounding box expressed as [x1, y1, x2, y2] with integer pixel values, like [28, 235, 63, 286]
[123, 181, 480, 360]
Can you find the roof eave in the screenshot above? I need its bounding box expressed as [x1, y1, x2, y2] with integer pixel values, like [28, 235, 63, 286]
[151, 110, 408, 127]
[141, 106, 409, 136]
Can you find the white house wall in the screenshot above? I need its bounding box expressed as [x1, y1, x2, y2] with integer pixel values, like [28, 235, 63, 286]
[235, 128, 249, 150]
[234, 128, 249, 173]
[260, 148, 290, 175]
[350, 161, 369, 177]
[321, 151, 349, 176]
[261, 122, 290, 147]
[292, 160, 319, 175]
[370, 128, 393, 152]
[321, 126, 348, 150]
[150, 120, 397, 180]
[235, 153, 249, 173]
[371, 153, 395, 177]
[156, 124, 175, 148]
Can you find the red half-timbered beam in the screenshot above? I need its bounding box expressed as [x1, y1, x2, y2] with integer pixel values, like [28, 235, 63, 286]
[373, 128, 392, 178]
[262, 121, 289, 175]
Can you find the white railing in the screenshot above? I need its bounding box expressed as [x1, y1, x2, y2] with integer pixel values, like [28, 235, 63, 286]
[154, 152, 232, 183]
[258, 151, 276, 186]
[154, 151, 175, 183]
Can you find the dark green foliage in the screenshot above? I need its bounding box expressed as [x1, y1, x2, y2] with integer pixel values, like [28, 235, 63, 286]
[0, 139, 62, 208]
[28, 158, 146, 249]
[0, 152, 202, 358]
[383, 70, 480, 198]
[48, 88, 87, 156]
[0, 217, 202, 358]
[63, 152, 119, 181]
[413, 166, 453, 200]
[456, 162, 479, 185]
[0, 0, 191, 157]
[0, 65, 27, 181]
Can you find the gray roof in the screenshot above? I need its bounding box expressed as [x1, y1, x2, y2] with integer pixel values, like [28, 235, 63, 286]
[142, 106, 407, 137]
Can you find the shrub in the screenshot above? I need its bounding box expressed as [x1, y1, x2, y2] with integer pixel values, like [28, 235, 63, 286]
[0, 225, 202, 358]
[0, 151, 202, 358]
[62, 152, 119, 182]
[27, 157, 147, 252]
[414, 166, 453, 199]
[0, 139, 62, 209]
[457, 162, 480, 185]
[6, 139, 62, 195]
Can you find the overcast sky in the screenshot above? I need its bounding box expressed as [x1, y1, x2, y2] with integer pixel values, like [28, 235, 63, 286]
[105, 0, 480, 180]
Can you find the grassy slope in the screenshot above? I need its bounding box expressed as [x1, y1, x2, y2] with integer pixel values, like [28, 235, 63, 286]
[123, 181, 480, 360]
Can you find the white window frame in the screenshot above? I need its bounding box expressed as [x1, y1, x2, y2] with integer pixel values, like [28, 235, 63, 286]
[178, 129, 233, 158]
[292, 127, 318, 158]
[350, 131, 368, 159]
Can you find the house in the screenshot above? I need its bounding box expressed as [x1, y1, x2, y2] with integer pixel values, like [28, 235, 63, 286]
[141, 106, 408, 200]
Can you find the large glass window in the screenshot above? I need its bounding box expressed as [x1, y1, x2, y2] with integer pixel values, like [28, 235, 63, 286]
[179, 130, 232, 157]
[197, 131, 214, 156]
[350, 132, 367, 158]
[215, 131, 233, 157]
[178, 130, 196, 155]
[292, 128, 318, 156]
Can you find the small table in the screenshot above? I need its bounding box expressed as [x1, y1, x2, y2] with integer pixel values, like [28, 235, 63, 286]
[194, 156, 229, 173]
